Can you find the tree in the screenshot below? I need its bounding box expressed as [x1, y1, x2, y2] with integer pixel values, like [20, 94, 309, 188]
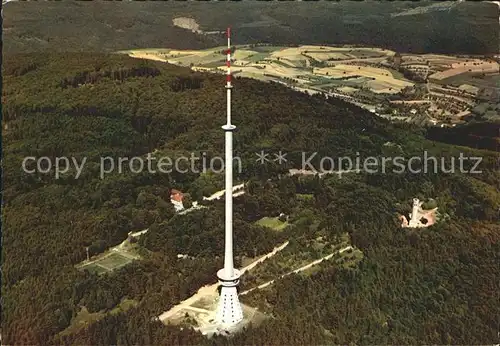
[182, 193, 193, 209]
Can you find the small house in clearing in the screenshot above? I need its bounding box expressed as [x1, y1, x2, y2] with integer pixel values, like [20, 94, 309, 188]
[170, 189, 185, 212]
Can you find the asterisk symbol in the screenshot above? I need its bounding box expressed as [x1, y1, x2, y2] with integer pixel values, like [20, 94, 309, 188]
[273, 150, 287, 164]
[255, 150, 270, 164]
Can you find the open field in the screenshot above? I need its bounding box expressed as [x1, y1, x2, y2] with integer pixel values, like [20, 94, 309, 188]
[348, 48, 388, 58]
[305, 52, 352, 61]
[430, 61, 499, 81]
[232, 49, 259, 61]
[296, 193, 314, 201]
[410, 54, 464, 65]
[126, 43, 499, 126]
[126, 44, 417, 97]
[314, 65, 412, 93]
[58, 299, 138, 337]
[251, 45, 286, 53]
[57, 307, 105, 337]
[255, 216, 289, 231]
[125, 45, 411, 95]
[109, 298, 138, 315]
[245, 52, 271, 63]
[82, 263, 109, 275]
[435, 73, 500, 91]
[127, 51, 168, 62]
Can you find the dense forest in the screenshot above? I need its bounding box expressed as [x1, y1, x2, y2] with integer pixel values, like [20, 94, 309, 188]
[3, 1, 498, 55]
[1, 53, 499, 345]
[426, 122, 500, 152]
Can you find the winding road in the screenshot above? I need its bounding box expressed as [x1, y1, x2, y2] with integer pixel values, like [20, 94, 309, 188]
[240, 245, 353, 295]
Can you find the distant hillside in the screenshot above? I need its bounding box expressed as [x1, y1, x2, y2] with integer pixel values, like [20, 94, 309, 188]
[3, 1, 498, 54]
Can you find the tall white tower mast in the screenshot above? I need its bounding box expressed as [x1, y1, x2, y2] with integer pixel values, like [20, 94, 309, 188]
[215, 27, 244, 327]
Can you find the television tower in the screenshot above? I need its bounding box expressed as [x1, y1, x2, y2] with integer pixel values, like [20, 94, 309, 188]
[215, 27, 244, 327]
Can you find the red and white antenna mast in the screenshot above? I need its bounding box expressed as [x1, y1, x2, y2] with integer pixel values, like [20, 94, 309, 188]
[225, 26, 233, 125]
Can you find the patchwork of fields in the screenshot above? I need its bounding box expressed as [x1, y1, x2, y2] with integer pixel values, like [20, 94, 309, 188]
[124, 44, 499, 126]
[124, 44, 412, 95]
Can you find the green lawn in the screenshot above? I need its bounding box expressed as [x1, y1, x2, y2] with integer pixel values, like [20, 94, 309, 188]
[335, 248, 364, 269]
[348, 49, 387, 58]
[59, 299, 139, 337]
[296, 193, 314, 201]
[251, 46, 285, 53]
[387, 67, 408, 81]
[82, 264, 108, 275]
[110, 298, 139, 315]
[200, 60, 225, 68]
[246, 52, 272, 62]
[255, 216, 289, 231]
[58, 306, 105, 337]
[271, 59, 297, 68]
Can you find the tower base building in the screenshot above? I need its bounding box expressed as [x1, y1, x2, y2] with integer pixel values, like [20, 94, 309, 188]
[215, 269, 243, 325]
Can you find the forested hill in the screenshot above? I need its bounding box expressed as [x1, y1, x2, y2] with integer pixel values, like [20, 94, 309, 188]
[2, 53, 500, 345]
[3, 1, 498, 55]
